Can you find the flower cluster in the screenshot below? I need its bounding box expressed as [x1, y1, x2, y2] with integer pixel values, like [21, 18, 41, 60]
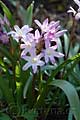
[67, 0, 80, 20]
[8, 18, 67, 73]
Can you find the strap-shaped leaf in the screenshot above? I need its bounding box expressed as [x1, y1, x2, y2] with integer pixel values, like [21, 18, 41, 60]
[49, 53, 80, 81]
[0, 45, 16, 65]
[49, 80, 80, 120]
[0, 1, 15, 26]
[0, 76, 15, 104]
[24, 2, 34, 26]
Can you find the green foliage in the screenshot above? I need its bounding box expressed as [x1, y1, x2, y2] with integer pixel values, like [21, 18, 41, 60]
[0, 1, 80, 120]
[49, 80, 80, 120]
[0, 1, 15, 26]
[22, 109, 38, 120]
[23, 2, 34, 25]
[0, 113, 12, 120]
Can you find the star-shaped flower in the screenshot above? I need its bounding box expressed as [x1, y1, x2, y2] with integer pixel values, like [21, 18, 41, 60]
[8, 25, 33, 42]
[22, 52, 44, 73]
[44, 46, 64, 64]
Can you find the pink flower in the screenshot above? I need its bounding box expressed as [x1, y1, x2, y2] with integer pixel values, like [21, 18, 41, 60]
[22, 52, 44, 73]
[44, 22, 67, 46]
[34, 18, 49, 33]
[44, 22, 67, 41]
[21, 41, 36, 56]
[8, 25, 33, 42]
[44, 45, 64, 64]
[20, 33, 36, 56]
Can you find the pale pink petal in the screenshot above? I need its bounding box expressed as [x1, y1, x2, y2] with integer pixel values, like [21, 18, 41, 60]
[45, 39, 51, 48]
[21, 49, 28, 56]
[14, 25, 20, 32]
[20, 44, 26, 49]
[21, 25, 33, 33]
[22, 63, 31, 71]
[7, 31, 16, 35]
[52, 44, 58, 50]
[50, 56, 55, 64]
[37, 53, 44, 59]
[30, 48, 36, 57]
[55, 30, 67, 38]
[49, 21, 60, 29]
[75, 13, 80, 20]
[73, 0, 80, 6]
[21, 56, 30, 61]
[34, 20, 42, 27]
[43, 18, 48, 26]
[37, 60, 45, 66]
[45, 55, 49, 63]
[53, 51, 64, 58]
[35, 29, 40, 39]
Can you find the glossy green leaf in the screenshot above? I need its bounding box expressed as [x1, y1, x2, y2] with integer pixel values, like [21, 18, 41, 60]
[49, 80, 80, 120]
[68, 109, 73, 120]
[0, 1, 15, 26]
[64, 33, 70, 56]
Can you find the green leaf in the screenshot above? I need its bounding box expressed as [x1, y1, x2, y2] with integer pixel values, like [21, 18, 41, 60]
[57, 38, 64, 63]
[68, 109, 73, 120]
[22, 110, 38, 120]
[24, 2, 34, 25]
[0, 45, 16, 65]
[0, 1, 15, 26]
[49, 80, 80, 120]
[49, 53, 80, 80]
[0, 113, 12, 120]
[64, 33, 70, 56]
[0, 76, 15, 105]
[23, 75, 32, 99]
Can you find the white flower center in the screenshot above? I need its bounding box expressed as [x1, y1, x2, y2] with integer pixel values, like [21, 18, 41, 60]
[18, 30, 23, 36]
[46, 49, 51, 55]
[32, 57, 37, 63]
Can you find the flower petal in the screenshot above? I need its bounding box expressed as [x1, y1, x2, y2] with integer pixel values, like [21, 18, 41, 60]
[35, 29, 41, 39]
[21, 49, 28, 56]
[21, 25, 33, 33]
[75, 13, 80, 20]
[53, 51, 64, 58]
[55, 30, 67, 38]
[43, 18, 48, 26]
[34, 20, 42, 28]
[14, 25, 20, 32]
[37, 60, 45, 66]
[22, 63, 31, 71]
[50, 56, 55, 64]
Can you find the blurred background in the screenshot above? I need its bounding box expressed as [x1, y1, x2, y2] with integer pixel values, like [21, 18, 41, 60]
[0, 0, 80, 41]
